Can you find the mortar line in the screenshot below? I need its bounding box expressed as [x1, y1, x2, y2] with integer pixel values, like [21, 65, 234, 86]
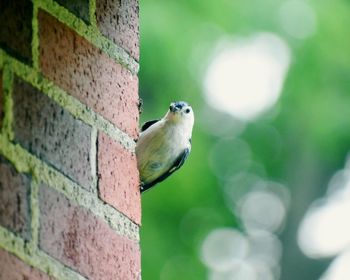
[31, 0, 40, 71]
[0, 50, 136, 152]
[28, 179, 40, 255]
[0, 50, 3, 67]
[1, 64, 14, 141]
[90, 126, 98, 194]
[89, 0, 98, 29]
[37, 0, 139, 75]
[0, 135, 140, 242]
[0, 226, 87, 280]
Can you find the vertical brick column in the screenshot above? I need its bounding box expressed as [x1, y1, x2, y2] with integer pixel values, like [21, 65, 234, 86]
[0, 0, 141, 279]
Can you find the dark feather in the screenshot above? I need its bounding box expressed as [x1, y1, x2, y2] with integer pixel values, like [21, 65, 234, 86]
[141, 148, 190, 193]
[141, 120, 159, 132]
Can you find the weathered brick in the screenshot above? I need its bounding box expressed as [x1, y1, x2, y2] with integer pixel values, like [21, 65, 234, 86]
[96, 0, 139, 60]
[39, 10, 139, 139]
[39, 185, 141, 280]
[0, 156, 31, 240]
[98, 132, 140, 224]
[0, 249, 52, 280]
[56, 0, 90, 23]
[12, 77, 92, 190]
[0, 0, 33, 64]
[0, 70, 3, 128]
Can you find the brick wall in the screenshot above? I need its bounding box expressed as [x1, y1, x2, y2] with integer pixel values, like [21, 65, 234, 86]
[0, 0, 141, 279]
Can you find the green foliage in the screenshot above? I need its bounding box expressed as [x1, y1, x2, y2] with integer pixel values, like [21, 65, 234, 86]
[139, 0, 350, 279]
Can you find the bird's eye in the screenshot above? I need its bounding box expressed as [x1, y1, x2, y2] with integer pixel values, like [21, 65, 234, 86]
[185, 108, 191, 114]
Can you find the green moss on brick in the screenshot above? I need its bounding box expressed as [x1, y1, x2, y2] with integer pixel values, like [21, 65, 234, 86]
[0, 226, 87, 280]
[89, 0, 98, 27]
[0, 135, 140, 241]
[0, 70, 3, 128]
[31, 1, 40, 70]
[37, 0, 139, 74]
[13, 76, 94, 190]
[0, 50, 135, 152]
[1, 65, 14, 140]
[28, 180, 40, 255]
[96, 0, 140, 60]
[90, 127, 98, 195]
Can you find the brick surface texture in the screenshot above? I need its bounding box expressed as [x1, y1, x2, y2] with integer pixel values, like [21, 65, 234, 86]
[39, 10, 139, 139]
[56, 0, 90, 23]
[0, 156, 31, 240]
[13, 77, 92, 190]
[96, 0, 140, 60]
[0, 0, 33, 64]
[39, 185, 141, 280]
[0, 0, 141, 278]
[0, 249, 52, 280]
[0, 70, 3, 128]
[98, 132, 141, 224]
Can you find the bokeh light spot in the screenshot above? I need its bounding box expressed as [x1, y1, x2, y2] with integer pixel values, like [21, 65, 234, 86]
[298, 155, 350, 258]
[201, 228, 249, 271]
[239, 190, 287, 233]
[203, 33, 290, 121]
[247, 230, 283, 268]
[320, 250, 350, 280]
[298, 199, 350, 258]
[209, 261, 257, 280]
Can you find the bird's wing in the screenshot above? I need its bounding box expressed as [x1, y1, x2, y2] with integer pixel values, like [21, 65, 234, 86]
[141, 120, 159, 132]
[141, 147, 191, 193]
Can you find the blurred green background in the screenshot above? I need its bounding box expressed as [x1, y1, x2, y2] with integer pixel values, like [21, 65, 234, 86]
[138, 0, 350, 279]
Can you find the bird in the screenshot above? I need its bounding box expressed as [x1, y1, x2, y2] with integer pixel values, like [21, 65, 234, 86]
[136, 101, 194, 193]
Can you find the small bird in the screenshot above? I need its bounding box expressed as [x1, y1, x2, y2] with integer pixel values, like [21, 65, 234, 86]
[136, 101, 194, 193]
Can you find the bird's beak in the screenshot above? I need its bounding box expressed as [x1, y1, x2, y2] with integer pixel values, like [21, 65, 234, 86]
[169, 102, 185, 113]
[169, 103, 179, 113]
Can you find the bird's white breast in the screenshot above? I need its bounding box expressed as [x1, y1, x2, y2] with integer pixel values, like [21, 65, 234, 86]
[136, 120, 190, 184]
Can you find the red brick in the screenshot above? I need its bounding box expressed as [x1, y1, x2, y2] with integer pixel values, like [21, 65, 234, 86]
[96, 0, 139, 60]
[38, 10, 139, 139]
[39, 185, 141, 280]
[0, 0, 33, 64]
[0, 249, 52, 280]
[0, 156, 31, 240]
[0, 70, 3, 128]
[98, 132, 141, 224]
[12, 77, 92, 190]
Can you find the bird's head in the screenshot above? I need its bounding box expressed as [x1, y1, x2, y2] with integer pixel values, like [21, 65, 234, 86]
[165, 101, 194, 129]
